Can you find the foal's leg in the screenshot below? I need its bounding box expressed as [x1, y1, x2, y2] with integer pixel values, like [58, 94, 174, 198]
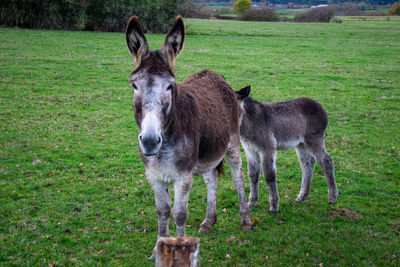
[261, 151, 279, 214]
[148, 179, 171, 259]
[243, 147, 261, 209]
[199, 169, 219, 233]
[226, 135, 252, 231]
[172, 175, 193, 236]
[295, 145, 316, 202]
[308, 141, 338, 204]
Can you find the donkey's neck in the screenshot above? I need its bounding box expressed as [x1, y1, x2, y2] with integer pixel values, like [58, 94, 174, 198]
[161, 85, 199, 146]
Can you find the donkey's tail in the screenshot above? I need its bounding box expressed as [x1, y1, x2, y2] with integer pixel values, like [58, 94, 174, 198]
[216, 159, 224, 177]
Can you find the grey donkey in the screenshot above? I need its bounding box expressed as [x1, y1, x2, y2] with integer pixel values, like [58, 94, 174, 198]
[236, 86, 338, 213]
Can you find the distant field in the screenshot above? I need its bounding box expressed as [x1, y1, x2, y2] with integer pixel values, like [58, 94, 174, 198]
[1, 18, 399, 266]
[339, 15, 400, 21]
[208, 5, 230, 10]
[218, 13, 237, 18]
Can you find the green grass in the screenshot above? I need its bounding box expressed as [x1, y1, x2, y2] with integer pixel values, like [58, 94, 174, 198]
[339, 15, 400, 21]
[1, 18, 400, 266]
[218, 14, 238, 18]
[207, 5, 231, 10]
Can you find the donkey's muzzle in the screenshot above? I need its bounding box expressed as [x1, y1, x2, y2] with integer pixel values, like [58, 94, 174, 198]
[139, 132, 162, 156]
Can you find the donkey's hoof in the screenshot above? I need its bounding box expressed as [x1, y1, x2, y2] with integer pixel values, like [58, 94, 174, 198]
[242, 223, 253, 231]
[198, 224, 212, 234]
[295, 196, 307, 203]
[148, 248, 156, 260]
[328, 199, 337, 204]
[269, 210, 278, 215]
[328, 191, 338, 204]
[247, 201, 256, 209]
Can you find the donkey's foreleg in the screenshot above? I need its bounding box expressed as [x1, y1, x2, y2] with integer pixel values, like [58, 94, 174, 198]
[295, 146, 315, 202]
[149, 179, 171, 260]
[247, 158, 261, 209]
[226, 137, 252, 231]
[151, 180, 171, 237]
[262, 152, 279, 214]
[199, 169, 218, 233]
[172, 176, 193, 236]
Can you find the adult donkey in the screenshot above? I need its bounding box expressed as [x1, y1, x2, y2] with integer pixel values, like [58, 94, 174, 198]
[125, 16, 252, 257]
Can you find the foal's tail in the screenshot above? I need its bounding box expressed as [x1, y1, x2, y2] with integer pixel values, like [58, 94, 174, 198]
[216, 160, 225, 177]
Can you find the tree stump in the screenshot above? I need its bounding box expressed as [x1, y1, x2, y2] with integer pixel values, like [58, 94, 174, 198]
[156, 237, 200, 267]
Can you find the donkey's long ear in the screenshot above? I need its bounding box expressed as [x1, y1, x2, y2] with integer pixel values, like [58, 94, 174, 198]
[236, 86, 251, 100]
[162, 16, 185, 67]
[126, 16, 149, 66]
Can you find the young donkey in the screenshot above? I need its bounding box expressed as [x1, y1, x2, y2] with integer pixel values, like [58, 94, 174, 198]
[125, 16, 252, 257]
[236, 86, 338, 214]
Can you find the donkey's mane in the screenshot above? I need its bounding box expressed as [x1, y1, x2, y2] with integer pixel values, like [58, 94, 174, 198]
[170, 70, 239, 166]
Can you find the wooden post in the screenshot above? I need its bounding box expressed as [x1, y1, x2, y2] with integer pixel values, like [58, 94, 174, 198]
[156, 237, 200, 267]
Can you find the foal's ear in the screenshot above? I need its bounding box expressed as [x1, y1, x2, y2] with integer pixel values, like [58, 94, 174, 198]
[126, 16, 150, 66]
[236, 86, 251, 100]
[162, 16, 185, 67]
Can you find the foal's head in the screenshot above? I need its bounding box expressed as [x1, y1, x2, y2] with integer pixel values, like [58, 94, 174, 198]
[126, 16, 185, 156]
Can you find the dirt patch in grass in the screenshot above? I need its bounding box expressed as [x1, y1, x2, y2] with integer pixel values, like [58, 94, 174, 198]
[328, 207, 363, 220]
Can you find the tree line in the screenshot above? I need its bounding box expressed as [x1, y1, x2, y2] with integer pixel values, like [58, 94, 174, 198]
[207, 0, 398, 5]
[0, 0, 185, 33]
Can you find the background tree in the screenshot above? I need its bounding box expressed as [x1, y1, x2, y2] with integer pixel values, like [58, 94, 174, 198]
[0, 0, 185, 33]
[387, 1, 400, 15]
[294, 6, 336, 22]
[241, 7, 279, 21]
[234, 0, 252, 15]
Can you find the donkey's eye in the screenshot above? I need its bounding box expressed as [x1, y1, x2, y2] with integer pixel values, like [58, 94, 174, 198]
[166, 85, 173, 91]
[132, 83, 138, 90]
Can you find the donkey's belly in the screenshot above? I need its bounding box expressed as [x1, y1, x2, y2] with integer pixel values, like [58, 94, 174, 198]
[193, 155, 225, 176]
[276, 137, 304, 150]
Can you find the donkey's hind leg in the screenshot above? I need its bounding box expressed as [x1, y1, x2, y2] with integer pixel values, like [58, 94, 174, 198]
[226, 135, 252, 231]
[308, 141, 338, 204]
[295, 145, 316, 203]
[199, 169, 219, 233]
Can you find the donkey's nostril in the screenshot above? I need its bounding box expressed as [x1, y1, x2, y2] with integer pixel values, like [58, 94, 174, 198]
[139, 134, 143, 141]
[157, 137, 161, 144]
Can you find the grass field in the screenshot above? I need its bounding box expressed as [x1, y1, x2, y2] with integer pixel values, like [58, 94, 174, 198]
[339, 15, 400, 21]
[1, 18, 400, 266]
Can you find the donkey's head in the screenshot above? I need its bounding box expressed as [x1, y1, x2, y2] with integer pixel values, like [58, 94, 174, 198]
[126, 16, 185, 156]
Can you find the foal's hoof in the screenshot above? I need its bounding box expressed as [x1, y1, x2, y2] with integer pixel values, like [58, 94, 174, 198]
[198, 224, 212, 234]
[242, 223, 253, 231]
[295, 196, 307, 203]
[247, 201, 256, 209]
[269, 210, 278, 215]
[328, 199, 337, 204]
[328, 191, 339, 204]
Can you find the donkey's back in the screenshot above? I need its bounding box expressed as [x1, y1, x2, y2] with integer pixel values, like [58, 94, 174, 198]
[265, 97, 328, 150]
